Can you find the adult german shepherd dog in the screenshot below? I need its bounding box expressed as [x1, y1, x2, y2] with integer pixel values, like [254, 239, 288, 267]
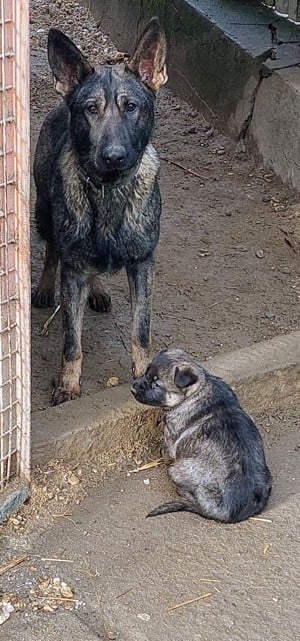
[32, 19, 168, 405]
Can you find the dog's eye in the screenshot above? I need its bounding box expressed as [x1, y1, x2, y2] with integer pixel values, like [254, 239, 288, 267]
[125, 101, 137, 113]
[86, 103, 98, 115]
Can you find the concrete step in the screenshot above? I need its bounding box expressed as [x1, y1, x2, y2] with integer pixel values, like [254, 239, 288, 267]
[24, 403, 300, 641]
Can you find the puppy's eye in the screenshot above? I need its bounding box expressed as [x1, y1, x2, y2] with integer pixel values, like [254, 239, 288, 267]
[125, 101, 137, 113]
[86, 103, 98, 115]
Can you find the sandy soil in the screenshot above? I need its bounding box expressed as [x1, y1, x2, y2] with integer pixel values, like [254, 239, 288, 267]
[30, 0, 300, 411]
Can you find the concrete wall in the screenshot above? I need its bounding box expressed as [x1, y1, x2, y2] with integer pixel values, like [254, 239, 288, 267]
[86, 0, 300, 192]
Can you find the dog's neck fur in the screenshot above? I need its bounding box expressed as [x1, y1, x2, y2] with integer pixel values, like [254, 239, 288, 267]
[60, 142, 160, 230]
[165, 375, 215, 441]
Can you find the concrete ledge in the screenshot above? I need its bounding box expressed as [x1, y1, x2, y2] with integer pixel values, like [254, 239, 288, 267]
[32, 331, 300, 467]
[85, 0, 300, 190]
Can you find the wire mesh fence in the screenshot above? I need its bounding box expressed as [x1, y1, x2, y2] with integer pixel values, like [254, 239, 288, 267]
[0, 0, 30, 492]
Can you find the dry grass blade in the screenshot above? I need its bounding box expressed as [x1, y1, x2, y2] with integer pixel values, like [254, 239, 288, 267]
[160, 155, 205, 181]
[129, 458, 164, 473]
[167, 592, 213, 612]
[0, 555, 28, 576]
[249, 516, 272, 523]
[40, 596, 79, 603]
[199, 578, 221, 583]
[40, 557, 74, 564]
[41, 304, 61, 336]
[263, 543, 271, 555]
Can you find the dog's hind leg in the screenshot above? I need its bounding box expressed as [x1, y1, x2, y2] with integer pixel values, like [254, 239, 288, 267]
[52, 267, 89, 406]
[32, 193, 58, 308]
[88, 274, 111, 313]
[32, 241, 58, 308]
[127, 256, 154, 377]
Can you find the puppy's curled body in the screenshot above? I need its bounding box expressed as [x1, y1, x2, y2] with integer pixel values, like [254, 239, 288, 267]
[131, 349, 272, 523]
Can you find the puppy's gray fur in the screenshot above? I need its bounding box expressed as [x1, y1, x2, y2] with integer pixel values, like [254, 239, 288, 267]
[131, 349, 272, 523]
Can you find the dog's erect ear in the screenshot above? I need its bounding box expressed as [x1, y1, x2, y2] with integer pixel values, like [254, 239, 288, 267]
[48, 29, 94, 97]
[174, 366, 199, 389]
[128, 17, 168, 92]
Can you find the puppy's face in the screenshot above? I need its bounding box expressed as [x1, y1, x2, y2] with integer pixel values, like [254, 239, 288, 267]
[131, 349, 204, 409]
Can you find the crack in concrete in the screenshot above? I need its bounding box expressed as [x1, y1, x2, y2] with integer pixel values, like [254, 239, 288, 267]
[238, 71, 264, 142]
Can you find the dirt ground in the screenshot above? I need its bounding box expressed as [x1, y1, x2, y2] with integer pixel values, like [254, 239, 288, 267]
[30, 0, 300, 413]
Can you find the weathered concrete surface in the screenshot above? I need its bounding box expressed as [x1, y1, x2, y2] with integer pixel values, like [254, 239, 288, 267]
[249, 66, 300, 190]
[86, 0, 300, 189]
[3, 612, 104, 641]
[32, 331, 300, 466]
[4, 404, 300, 641]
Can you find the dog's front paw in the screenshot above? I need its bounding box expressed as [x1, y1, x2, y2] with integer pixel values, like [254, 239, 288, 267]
[32, 288, 55, 309]
[88, 291, 111, 313]
[51, 386, 81, 406]
[51, 378, 81, 406]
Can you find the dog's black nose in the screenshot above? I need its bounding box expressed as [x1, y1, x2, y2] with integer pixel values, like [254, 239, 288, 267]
[102, 146, 126, 169]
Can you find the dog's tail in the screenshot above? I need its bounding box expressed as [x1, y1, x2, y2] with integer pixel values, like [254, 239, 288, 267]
[146, 500, 204, 518]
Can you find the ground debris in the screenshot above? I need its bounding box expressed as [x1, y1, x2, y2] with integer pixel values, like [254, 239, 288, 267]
[0, 599, 14, 625]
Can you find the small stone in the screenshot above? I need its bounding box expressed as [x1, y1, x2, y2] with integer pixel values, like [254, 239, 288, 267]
[67, 473, 80, 486]
[203, 126, 214, 139]
[137, 613, 151, 621]
[217, 148, 226, 156]
[273, 204, 286, 213]
[255, 249, 264, 259]
[0, 601, 14, 625]
[106, 376, 120, 388]
[60, 584, 74, 599]
[143, 479, 150, 486]
[42, 604, 55, 613]
[106, 631, 117, 640]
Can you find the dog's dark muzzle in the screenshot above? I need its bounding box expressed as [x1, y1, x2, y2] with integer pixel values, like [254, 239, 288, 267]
[131, 378, 149, 403]
[101, 145, 126, 170]
[96, 144, 138, 181]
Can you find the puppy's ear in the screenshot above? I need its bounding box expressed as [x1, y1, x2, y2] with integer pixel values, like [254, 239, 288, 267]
[48, 29, 94, 97]
[174, 366, 198, 389]
[128, 17, 168, 92]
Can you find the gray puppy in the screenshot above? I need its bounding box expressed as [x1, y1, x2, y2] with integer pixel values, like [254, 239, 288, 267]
[131, 349, 272, 523]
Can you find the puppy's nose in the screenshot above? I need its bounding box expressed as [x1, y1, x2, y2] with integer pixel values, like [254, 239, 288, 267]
[102, 145, 126, 169]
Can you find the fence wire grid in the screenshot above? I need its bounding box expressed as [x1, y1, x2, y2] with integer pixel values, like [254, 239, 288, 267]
[0, 0, 30, 491]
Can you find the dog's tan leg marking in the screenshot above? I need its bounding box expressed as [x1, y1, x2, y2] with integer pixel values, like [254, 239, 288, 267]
[52, 269, 89, 405]
[52, 356, 82, 405]
[131, 341, 150, 378]
[127, 258, 154, 378]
